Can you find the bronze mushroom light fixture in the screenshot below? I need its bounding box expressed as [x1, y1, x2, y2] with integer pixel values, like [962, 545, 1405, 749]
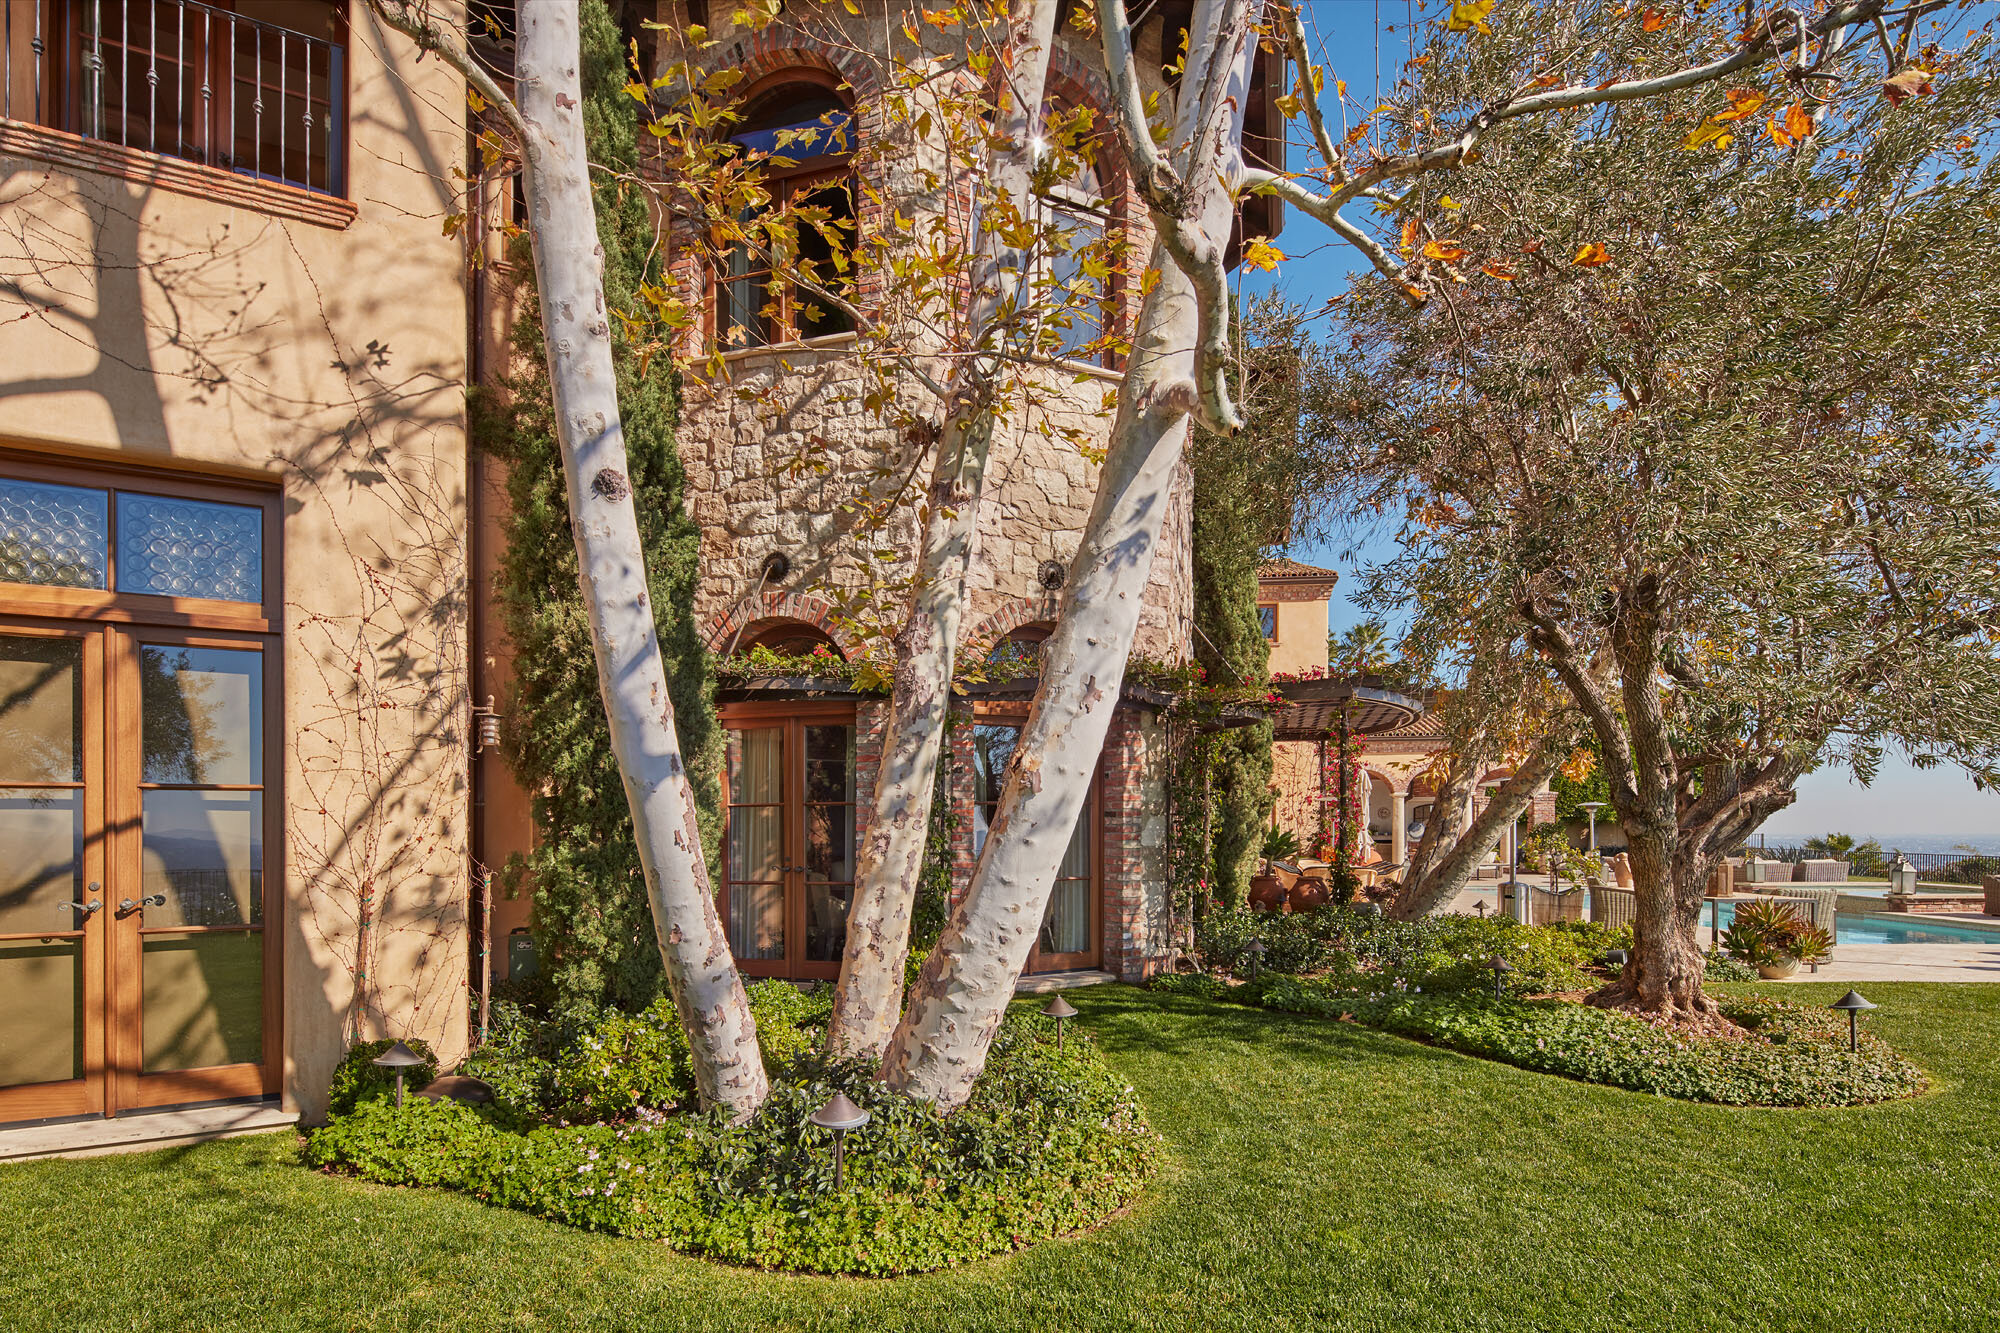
[1489, 955, 1513, 1000]
[809, 1092, 871, 1190]
[1042, 994, 1079, 1050]
[1830, 990, 1878, 1053]
[371, 1040, 427, 1110]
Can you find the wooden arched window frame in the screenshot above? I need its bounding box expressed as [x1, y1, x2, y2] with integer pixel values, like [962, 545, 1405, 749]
[715, 72, 859, 349]
[1041, 149, 1114, 366]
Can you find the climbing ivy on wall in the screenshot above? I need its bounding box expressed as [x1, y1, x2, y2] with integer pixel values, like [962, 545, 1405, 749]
[477, 0, 722, 1019]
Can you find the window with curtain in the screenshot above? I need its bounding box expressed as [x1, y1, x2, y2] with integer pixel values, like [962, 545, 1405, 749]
[717, 83, 857, 348]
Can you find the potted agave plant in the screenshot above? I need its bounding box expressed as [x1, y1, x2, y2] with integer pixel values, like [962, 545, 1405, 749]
[1722, 899, 1835, 979]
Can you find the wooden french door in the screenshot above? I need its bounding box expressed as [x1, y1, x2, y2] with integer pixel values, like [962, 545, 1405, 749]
[0, 621, 278, 1122]
[970, 720, 1101, 974]
[719, 704, 857, 980]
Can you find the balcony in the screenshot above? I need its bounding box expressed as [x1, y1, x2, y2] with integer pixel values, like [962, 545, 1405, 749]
[2, 0, 346, 209]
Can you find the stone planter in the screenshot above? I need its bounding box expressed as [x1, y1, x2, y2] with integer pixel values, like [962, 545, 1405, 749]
[1756, 957, 1801, 980]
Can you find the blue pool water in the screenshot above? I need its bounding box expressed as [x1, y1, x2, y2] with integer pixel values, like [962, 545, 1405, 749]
[1705, 901, 2000, 946]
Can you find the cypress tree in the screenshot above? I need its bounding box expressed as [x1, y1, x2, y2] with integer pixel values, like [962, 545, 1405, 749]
[479, 0, 722, 1017]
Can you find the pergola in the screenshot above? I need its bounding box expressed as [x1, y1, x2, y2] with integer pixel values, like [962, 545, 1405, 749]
[1264, 676, 1425, 864]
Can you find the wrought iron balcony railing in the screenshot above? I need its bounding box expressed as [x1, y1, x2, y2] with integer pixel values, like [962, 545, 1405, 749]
[3, 0, 344, 196]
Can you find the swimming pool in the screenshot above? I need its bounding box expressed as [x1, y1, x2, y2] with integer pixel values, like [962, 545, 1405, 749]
[1705, 900, 2000, 946]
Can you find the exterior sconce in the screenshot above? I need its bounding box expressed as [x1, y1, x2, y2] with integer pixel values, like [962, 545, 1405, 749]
[809, 1092, 871, 1189]
[471, 695, 502, 755]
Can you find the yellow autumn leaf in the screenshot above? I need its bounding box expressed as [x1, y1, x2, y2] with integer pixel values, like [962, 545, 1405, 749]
[1422, 240, 1468, 262]
[1439, 195, 1461, 209]
[468, 87, 489, 113]
[1275, 93, 1304, 118]
[1572, 242, 1611, 267]
[1640, 8, 1667, 30]
[1681, 120, 1734, 152]
[1482, 261, 1518, 280]
[1244, 238, 1285, 272]
[1400, 218, 1419, 256]
[1713, 88, 1766, 122]
[1443, 0, 1497, 33]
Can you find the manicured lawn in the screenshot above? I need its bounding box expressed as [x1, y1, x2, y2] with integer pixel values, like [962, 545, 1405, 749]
[3, 982, 1996, 1332]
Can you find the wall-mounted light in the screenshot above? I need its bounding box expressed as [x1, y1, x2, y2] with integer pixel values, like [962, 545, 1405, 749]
[1037, 559, 1066, 591]
[471, 694, 502, 755]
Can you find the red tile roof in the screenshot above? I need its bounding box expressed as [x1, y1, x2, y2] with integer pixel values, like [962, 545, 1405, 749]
[1258, 557, 1340, 581]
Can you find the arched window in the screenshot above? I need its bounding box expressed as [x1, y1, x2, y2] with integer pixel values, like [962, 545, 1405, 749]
[718, 79, 858, 349]
[986, 623, 1051, 673]
[740, 620, 845, 661]
[1043, 155, 1110, 363]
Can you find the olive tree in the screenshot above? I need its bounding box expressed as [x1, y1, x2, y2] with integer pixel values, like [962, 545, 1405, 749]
[1322, 11, 2000, 1022]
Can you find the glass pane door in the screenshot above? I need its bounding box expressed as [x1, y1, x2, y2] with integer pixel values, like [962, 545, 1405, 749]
[726, 728, 785, 963]
[721, 712, 858, 979]
[0, 629, 104, 1119]
[972, 722, 1097, 974]
[114, 636, 272, 1108]
[802, 725, 855, 969]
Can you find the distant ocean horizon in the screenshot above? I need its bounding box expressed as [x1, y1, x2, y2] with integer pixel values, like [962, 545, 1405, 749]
[1753, 831, 2000, 856]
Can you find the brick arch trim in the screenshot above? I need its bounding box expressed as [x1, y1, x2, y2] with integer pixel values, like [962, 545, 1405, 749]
[703, 591, 861, 660]
[964, 594, 1064, 652]
[714, 32, 882, 101]
[1361, 765, 1402, 794]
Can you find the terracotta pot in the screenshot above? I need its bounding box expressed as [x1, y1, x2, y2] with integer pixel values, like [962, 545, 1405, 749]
[1248, 874, 1288, 914]
[1756, 956, 1800, 980]
[1290, 877, 1329, 912]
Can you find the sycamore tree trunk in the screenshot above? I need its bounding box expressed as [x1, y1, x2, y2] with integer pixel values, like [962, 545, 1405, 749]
[364, 1, 769, 1118]
[827, 0, 1065, 1060]
[1387, 748, 1557, 921]
[881, 0, 1263, 1109]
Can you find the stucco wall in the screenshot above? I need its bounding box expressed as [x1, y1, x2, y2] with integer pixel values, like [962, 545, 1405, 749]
[0, 8, 471, 1120]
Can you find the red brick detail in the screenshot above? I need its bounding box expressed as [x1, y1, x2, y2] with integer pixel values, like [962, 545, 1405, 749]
[964, 593, 1062, 652]
[702, 591, 861, 659]
[1098, 710, 1153, 981]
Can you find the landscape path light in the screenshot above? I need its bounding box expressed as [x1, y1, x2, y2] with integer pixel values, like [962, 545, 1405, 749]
[1489, 956, 1512, 1000]
[1830, 990, 1877, 1053]
[371, 1040, 427, 1110]
[809, 1092, 871, 1190]
[1042, 993, 1079, 1050]
[1245, 939, 1266, 980]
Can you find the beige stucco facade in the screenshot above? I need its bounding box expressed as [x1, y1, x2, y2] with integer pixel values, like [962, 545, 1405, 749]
[0, 5, 472, 1123]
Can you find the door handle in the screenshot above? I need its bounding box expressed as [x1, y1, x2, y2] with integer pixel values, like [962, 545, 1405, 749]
[119, 894, 167, 914]
[59, 899, 102, 918]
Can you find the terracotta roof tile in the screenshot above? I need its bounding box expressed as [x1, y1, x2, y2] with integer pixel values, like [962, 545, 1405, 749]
[1257, 557, 1340, 581]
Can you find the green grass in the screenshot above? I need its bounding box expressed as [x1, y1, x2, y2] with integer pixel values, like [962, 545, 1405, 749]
[3, 982, 1997, 1331]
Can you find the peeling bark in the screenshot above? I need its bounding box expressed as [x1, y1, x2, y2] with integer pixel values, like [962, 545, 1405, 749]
[364, 1, 767, 1118]
[882, 0, 1265, 1109]
[1387, 747, 1559, 922]
[825, 0, 1066, 1060]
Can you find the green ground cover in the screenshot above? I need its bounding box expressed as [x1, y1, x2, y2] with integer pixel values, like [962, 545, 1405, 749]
[2, 982, 1995, 1332]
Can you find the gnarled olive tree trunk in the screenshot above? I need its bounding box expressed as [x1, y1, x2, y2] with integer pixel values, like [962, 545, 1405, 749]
[827, 0, 1066, 1060]
[364, 0, 768, 1118]
[1387, 747, 1558, 921]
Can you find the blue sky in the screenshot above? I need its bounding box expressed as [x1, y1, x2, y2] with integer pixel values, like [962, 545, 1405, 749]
[1233, 3, 2000, 841]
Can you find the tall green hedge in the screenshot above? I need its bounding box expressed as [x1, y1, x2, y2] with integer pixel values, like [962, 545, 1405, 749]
[477, 0, 722, 1018]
